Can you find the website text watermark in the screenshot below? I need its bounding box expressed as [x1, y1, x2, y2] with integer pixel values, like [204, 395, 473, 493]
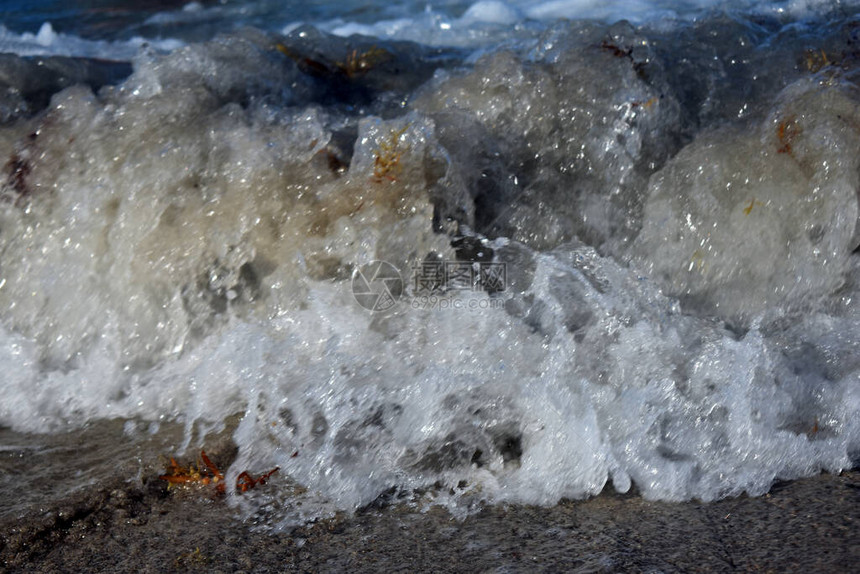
[351, 259, 506, 312]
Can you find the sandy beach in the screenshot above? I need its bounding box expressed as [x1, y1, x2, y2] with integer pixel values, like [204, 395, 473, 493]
[2, 460, 857, 573]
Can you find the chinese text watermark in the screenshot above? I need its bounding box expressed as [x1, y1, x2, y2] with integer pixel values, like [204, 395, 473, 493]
[352, 259, 506, 312]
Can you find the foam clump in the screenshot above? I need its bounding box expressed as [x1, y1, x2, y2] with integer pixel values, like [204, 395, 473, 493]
[631, 77, 860, 326]
[121, 28, 301, 105]
[460, 1, 522, 25]
[224, 237, 858, 517]
[0, 54, 131, 123]
[415, 21, 682, 252]
[0, 31, 447, 375]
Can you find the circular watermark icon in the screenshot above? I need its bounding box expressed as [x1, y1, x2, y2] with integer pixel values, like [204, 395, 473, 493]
[352, 260, 403, 312]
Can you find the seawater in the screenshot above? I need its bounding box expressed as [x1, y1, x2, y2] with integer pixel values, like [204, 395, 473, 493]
[0, 0, 858, 527]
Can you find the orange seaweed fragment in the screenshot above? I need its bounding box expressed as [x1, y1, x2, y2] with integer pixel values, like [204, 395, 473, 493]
[336, 46, 390, 78]
[630, 97, 658, 109]
[372, 124, 410, 183]
[804, 48, 830, 73]
[776, 116, 800, 155]
[275, 43, 390, 80]
[159, 450, 225, 494]
[236, 467, 281, 493]
[159, 450, 279, 494]
[743, 198, 764, 216]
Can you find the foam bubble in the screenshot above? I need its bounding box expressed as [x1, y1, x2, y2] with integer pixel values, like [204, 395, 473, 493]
[461, 2, 523, 25]
[631, 78, 860, 326]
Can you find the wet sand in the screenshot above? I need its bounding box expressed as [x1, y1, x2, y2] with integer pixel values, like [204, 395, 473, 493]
[2, 464, 858, 573]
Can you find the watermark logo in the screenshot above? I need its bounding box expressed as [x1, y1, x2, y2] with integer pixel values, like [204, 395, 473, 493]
[412, 260, 506, 294]
[352, 260, 404, 312]
[352, 258, 507, 312]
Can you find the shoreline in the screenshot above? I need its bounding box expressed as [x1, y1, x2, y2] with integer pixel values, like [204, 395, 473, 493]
[2, 469, 857, 572]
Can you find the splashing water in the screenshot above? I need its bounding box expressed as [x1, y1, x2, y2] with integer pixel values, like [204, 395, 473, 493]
[0, 1, 858, 527]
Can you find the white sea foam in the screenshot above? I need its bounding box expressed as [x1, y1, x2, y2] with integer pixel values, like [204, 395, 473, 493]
[0, 22, 183, 60]
[299, 0, 860, 47]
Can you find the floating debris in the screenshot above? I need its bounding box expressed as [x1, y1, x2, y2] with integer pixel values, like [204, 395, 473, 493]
[159, 450, 279, 495]
[159, 450, 225, 494]
[372, 124, 410, 182]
